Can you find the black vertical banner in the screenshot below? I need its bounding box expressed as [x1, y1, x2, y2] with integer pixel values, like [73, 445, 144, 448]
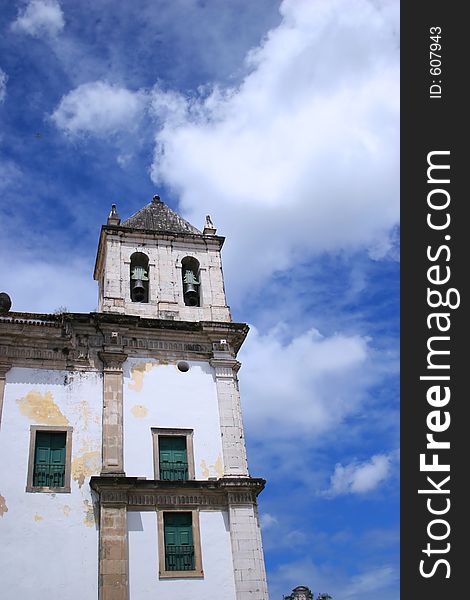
[401, 3, 466, 598]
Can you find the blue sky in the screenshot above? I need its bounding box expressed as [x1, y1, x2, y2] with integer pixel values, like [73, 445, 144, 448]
[0, 1, 399, 598]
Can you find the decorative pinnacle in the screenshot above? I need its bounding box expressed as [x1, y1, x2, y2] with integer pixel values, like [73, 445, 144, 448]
[153, 194, 162, 203]
[203, 214, 217, 235]
[107, 203, 121, 225]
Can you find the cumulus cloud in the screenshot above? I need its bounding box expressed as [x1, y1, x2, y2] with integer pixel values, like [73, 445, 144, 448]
[0, 68, 7, 103]
[148, 0, 399, 297]
[0, 250, 96, 314]
[324, 453, 392, 497]
[239, 324, 369, 439]
[342, 565, 398, 599]
[11, 0, 65, 38]
[51, 81, 146, 136]
[260, 513, 279, 530]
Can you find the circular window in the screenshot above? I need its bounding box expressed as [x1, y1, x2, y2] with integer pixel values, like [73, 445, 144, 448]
[177, 361, 190, 372]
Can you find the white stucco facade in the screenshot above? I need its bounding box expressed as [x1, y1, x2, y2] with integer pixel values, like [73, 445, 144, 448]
[0, 367, 102, 600]
[128, 510, 237, 600]
[123, 358, 224, 480]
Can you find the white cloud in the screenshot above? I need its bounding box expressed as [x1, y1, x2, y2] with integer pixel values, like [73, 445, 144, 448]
[343, 565, 398, 599]
[148, 0, 399, 298]
[51, 81, 146, 136]
[260, 512, 279, 530]
[239, 324, 369, 439]
[0, 251, 96, 314]
[11, 0, 65, 38]
[0, 68, 7, 103]
[324, 453, 392, 496]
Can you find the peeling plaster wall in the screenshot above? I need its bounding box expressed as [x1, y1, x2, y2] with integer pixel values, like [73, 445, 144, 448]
[124, 358, 224, 480]
[0, 367, 101, 600]
[128, 510, 236, 600]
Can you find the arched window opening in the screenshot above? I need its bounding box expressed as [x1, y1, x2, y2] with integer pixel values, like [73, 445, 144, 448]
[181, 257, 200, 307]
[130, 252, 149, 303]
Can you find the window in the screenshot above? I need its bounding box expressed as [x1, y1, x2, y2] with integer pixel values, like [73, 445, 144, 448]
[159, 436, 188, 481]
[130, 252, 149, 303]
[26, 426, 73, 493]
[152, 428, 195, 481]
[164, 512, 194, 570]
[158, 511, 203, 578]
[181, 256, 201, 306]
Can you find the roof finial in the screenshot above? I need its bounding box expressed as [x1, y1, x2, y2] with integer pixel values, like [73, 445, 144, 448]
[203, 214, 217, 235]
[107, 203, 121, 226]
[153, 194, 162, 203]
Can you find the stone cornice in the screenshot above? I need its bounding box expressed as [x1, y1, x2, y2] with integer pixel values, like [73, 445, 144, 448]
[98, 350, 128, 371]
[0, 312, 249, 370]
[102, 224, 226, 246]
[90, 476, 265, 509]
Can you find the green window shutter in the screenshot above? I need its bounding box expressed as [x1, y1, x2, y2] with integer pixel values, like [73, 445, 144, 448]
[164, 512, 194, 571]
[33, 431, 66, 488]
[159, 436, 188, 481]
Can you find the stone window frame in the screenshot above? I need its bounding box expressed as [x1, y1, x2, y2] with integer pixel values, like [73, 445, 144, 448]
[157, 509, 204, 579]
[151, 428, 195, 481]
[26, 425, 73, 493]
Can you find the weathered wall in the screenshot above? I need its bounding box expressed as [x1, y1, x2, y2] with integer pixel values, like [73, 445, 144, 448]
[0, 367, 101, 600]
[128, 510, 237, 600]
[99, 233, 231, 322]
[123, 358, 224, 480]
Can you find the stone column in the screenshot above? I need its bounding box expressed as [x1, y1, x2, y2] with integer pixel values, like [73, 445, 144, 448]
[228, 496, 269, 600]
[99, 351, 127, 475]
[99, 491, 129, 600]
[0, 363, 11, 432]
[210, 347, 249, 477]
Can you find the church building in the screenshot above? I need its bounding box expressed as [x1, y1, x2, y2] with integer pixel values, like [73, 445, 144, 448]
[0, 195, 269, 600]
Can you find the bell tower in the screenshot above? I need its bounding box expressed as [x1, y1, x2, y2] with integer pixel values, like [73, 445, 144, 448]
[94, 195, 231, 322]
[91, 195, 269, 600]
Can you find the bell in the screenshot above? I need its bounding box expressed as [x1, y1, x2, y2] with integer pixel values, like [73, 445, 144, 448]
[131, 279, 146, 302]
[130, 265, 149, 302]
[183, 282, 199, 306]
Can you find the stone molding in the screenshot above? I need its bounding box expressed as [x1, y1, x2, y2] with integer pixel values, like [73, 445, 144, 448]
[90, 477, 265, 510]
[98, 350, 127, 371]
[210, 361, 241, 379]
[0, 312, 249, 370]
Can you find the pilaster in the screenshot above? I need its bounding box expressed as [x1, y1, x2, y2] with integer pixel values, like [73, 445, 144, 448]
[210, 344, 249, 477]
[0, 362, 11, 432]
[228, 499, 269, 600]
[98, 490, 129, 600]
[99, 350, 127, 475]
